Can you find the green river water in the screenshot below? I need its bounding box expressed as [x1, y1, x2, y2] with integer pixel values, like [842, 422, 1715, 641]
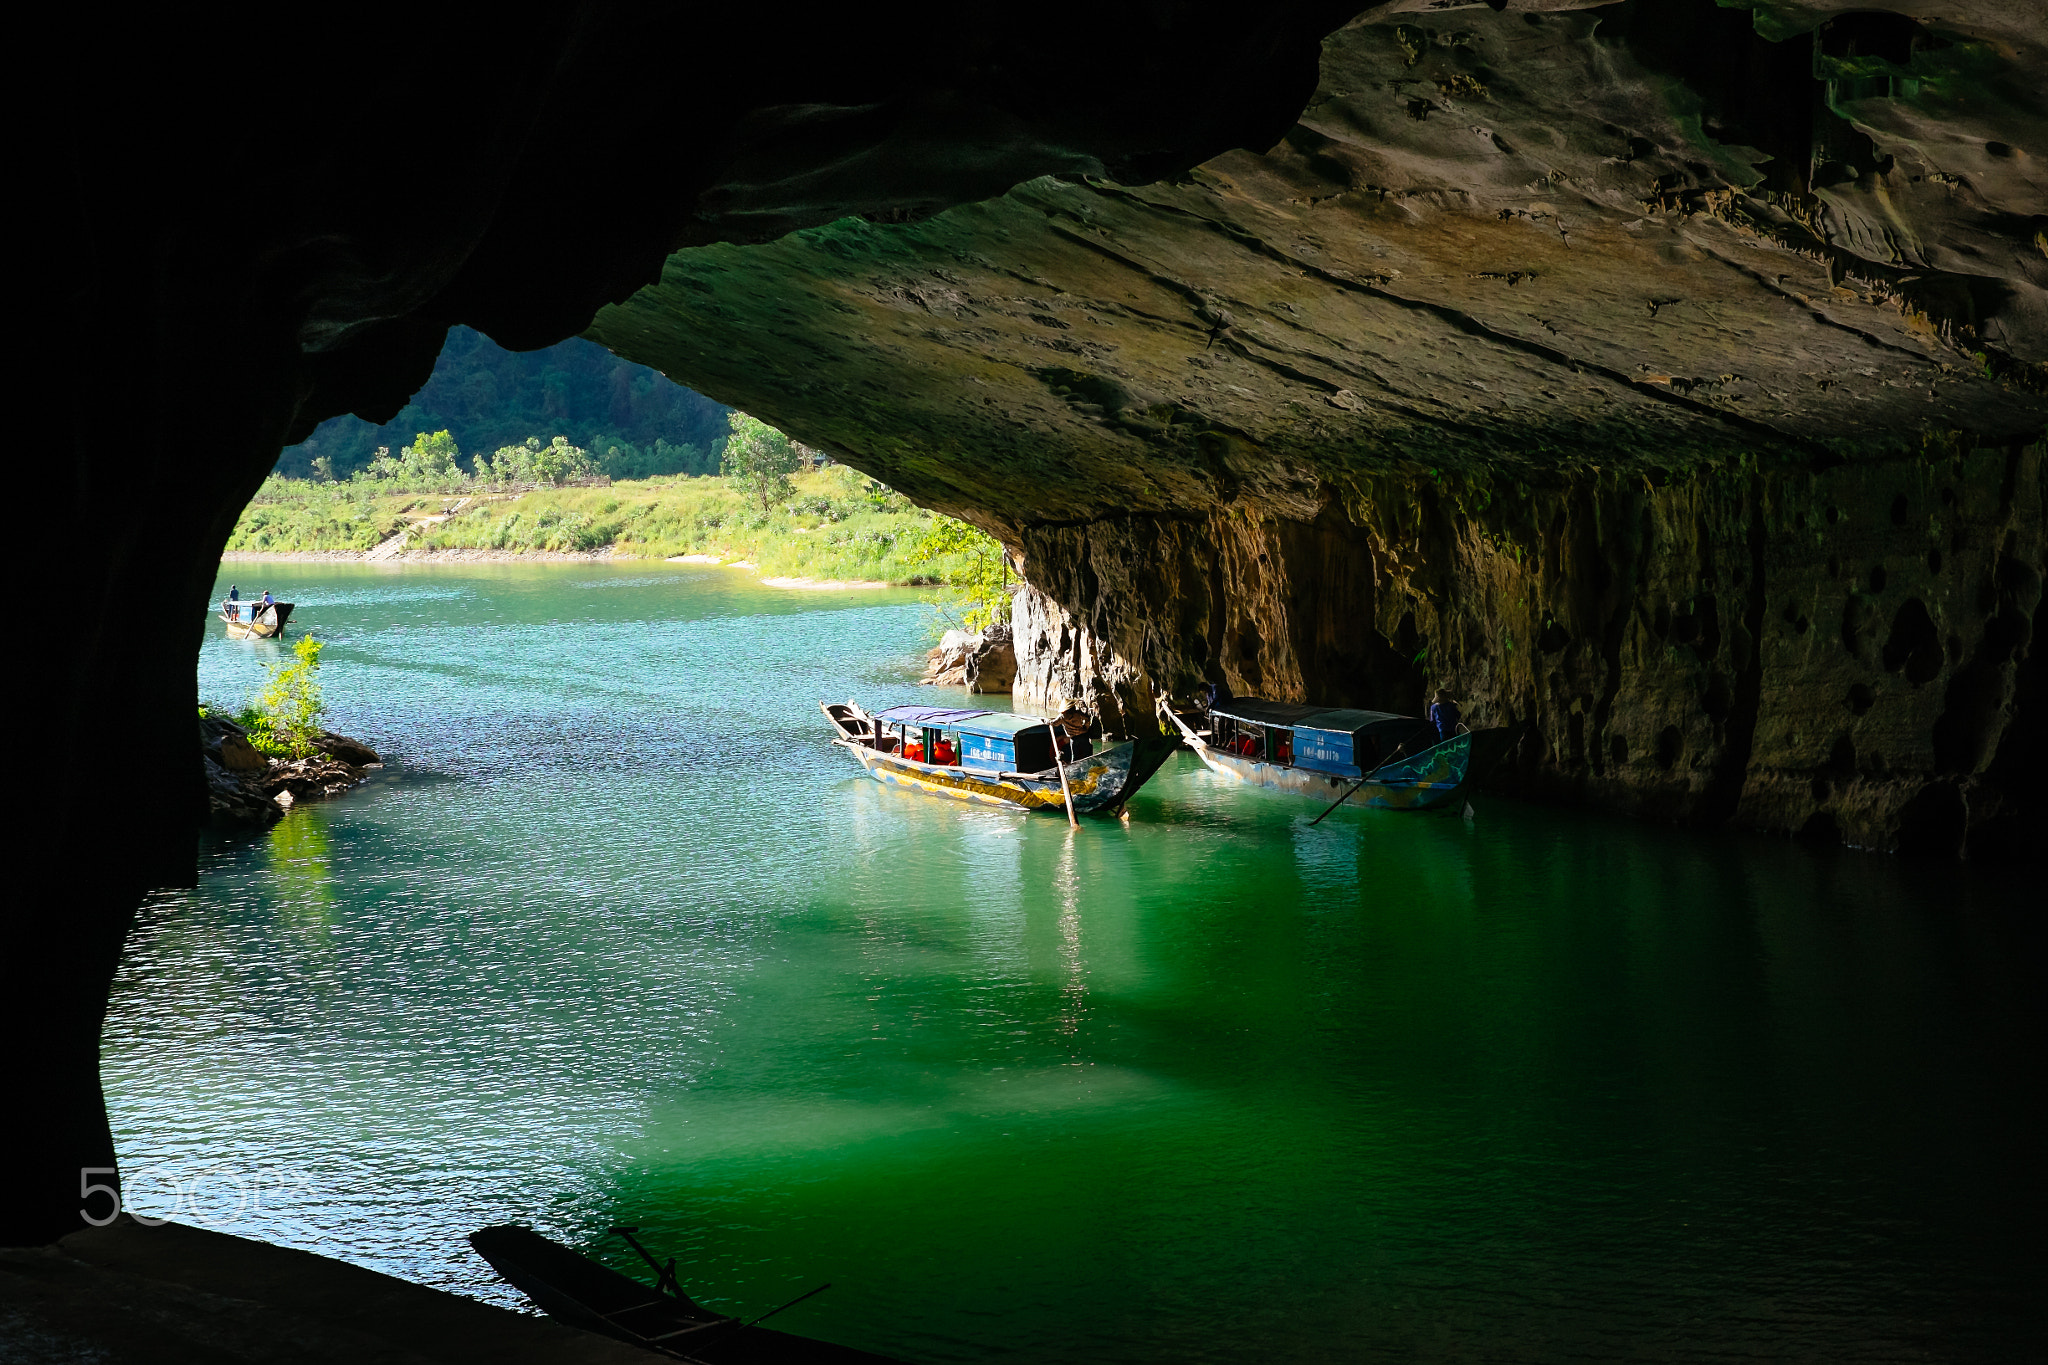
[106, 562, 2042, 1362]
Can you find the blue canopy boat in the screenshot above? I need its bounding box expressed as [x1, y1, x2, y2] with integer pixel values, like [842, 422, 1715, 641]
[1163, 697, 1513, 812]
[822, 700, 1173, 816]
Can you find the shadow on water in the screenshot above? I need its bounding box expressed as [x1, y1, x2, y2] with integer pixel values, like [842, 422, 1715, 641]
[109, 562, 2046, 1363]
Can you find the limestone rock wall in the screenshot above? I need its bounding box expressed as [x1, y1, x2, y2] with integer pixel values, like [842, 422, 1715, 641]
[1013, 442, 2042, 856]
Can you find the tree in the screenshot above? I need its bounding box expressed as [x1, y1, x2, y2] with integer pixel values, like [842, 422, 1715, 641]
[400, 429, 462, 479]
[720, 411, 805, 510]
[481, 435, 595, 486]
[909, 518, 1012, 632]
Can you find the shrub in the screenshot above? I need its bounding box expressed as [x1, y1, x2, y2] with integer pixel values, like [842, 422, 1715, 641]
[242, 635, 326, 758]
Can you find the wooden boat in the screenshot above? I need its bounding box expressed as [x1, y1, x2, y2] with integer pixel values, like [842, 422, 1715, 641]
[1162, 697, 1514, 812]
[822, 701, 1173, 816]
[469, 1224, 902, 1363]
[220, 598, 293, 639]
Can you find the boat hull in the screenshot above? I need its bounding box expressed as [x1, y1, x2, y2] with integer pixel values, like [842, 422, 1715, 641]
[221, 602, 293, 639]
[843, 736, 1170, 814]
[1193, 729, 1511, 811]
[470, 1224, 902, 1363]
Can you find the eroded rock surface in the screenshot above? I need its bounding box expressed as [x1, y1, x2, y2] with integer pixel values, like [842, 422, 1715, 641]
[594, 1, 2046, 854]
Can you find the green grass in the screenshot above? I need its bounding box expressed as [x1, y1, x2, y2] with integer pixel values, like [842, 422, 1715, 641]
[227, 467, 1004, 590]
[225, 479, 421, 552]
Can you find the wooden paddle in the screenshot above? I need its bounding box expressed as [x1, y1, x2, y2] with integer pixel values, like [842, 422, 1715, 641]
[1308, 776, 1368, 827]
[1307, 740, 1417, 827]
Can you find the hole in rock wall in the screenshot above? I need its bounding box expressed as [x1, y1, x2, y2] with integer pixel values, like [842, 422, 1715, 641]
[1655, 725, 1682, 770]
[1611, 734, 1629, 767]
[1869, 565, 1888, 594]
[1537, 618, 1571, 653]
[1797, 810, 1843, 845]
[1890, 494, 1909, 526]
[1932, 661, 2008, 774]
[1882, 598, 1943, 684]
[1847, 682, 1877, 715]
[1928, 549, 1943, 574]
[1828, 734, 1857, 773]
[1703, 673, 1734, 720]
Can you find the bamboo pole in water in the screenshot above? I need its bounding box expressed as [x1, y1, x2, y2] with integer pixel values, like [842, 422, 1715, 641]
[1053, 720, 1078, 829]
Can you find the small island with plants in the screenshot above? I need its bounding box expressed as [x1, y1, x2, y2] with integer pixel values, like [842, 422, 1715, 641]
[201, 635, 381, 826]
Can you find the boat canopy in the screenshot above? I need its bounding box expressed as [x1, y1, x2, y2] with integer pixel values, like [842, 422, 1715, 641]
[871, 706, 1050, 739]
[1210, 699, 1415, 734]
[1210, 698, 1439, 778]
[872, 705, 993, 727]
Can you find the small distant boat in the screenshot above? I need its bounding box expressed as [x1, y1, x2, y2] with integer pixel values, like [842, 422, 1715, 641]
[1163, 698, 1513, 812]
[470, 1224, 902, 1363]
[220, 598, 293, 639]
[822, 701, 1173, 816]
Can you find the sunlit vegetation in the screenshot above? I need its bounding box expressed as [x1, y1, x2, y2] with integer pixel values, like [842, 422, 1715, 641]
[236, 635, 327, 758]
[227, 465, 1011, 604]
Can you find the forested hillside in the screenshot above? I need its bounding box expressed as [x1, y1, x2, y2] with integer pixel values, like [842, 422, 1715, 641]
[280, 327, 731, 480]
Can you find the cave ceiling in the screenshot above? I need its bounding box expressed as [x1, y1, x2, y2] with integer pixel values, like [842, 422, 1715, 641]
[588, 0, 2048, 537]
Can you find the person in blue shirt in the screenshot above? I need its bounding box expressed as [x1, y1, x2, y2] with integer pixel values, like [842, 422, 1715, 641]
[1428, 688, 1462, 743]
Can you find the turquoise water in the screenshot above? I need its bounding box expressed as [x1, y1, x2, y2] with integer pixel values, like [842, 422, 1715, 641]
[106, 563, 2042, 1362]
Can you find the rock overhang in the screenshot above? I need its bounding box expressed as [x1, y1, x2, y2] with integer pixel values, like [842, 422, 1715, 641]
[588, 0, 2046, 540]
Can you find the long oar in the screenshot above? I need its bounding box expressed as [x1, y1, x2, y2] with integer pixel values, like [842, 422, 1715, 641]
[1308, 776, 1368, 827]
[1308, 741, 1416, 827]
[671, 1283, 833, 1363]
[1053, 724, 1079, 828]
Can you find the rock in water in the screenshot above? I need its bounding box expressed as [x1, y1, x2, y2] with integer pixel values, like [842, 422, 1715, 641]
[968, 624, 1017, 694]
[314, 732, 380, 766]
[920, 630, 978, 687]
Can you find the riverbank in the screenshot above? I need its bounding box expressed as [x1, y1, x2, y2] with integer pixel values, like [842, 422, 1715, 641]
[224, 465, 994, 592]
[220, 545, 891, 588]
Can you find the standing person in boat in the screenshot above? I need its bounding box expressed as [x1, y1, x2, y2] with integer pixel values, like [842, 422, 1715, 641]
[1428, 688, 1462, 744]
[1200, 675, 1233, 716]
[1055, 704, 1094, 762]
[226, 584, 240, 621]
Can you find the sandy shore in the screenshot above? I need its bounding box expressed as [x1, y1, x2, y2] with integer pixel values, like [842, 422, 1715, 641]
[222, 548, 628, 563]
[760, 575, 892, 590]
[224, 547, 894, 588]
